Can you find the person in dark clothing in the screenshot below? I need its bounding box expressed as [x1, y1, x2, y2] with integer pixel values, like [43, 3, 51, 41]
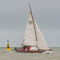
[23, 45, 27, 50]
[15, 47, 17, 50]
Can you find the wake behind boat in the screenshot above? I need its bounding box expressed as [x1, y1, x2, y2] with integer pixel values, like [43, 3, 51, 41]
[15, 3, 52, 53]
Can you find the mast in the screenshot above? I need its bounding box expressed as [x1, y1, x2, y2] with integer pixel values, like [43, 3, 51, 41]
[28, 2, 37, 41]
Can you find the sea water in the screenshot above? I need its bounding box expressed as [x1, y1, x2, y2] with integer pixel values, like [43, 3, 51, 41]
[0, 47, 60, 60]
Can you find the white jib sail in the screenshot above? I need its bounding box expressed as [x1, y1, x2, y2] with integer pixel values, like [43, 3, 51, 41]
[35, 21, 49, 50]
[23, 13, 36, 46]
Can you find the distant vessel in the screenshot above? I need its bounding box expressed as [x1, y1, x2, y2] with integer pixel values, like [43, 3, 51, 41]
[16, 3, 52, 53]
[6, 40, 11, 51]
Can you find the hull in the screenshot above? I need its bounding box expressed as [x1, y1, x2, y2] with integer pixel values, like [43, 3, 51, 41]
[15, 48, 52, 53]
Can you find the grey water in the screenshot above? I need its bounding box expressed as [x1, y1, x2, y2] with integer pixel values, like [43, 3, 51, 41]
[0, 47, 60, 60]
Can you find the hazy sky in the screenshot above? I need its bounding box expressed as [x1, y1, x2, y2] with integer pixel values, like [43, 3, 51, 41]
[0, 0, 60, 47]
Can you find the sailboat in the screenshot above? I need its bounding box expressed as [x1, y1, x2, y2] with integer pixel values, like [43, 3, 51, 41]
[16, 3, 52, 53]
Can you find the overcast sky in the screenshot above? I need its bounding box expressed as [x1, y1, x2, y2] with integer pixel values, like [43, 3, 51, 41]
[0, 0, 60, 47]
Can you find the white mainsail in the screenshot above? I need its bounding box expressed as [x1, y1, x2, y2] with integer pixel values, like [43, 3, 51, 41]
[35, 21, 49, 50]
[23, 13, 36, 46]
